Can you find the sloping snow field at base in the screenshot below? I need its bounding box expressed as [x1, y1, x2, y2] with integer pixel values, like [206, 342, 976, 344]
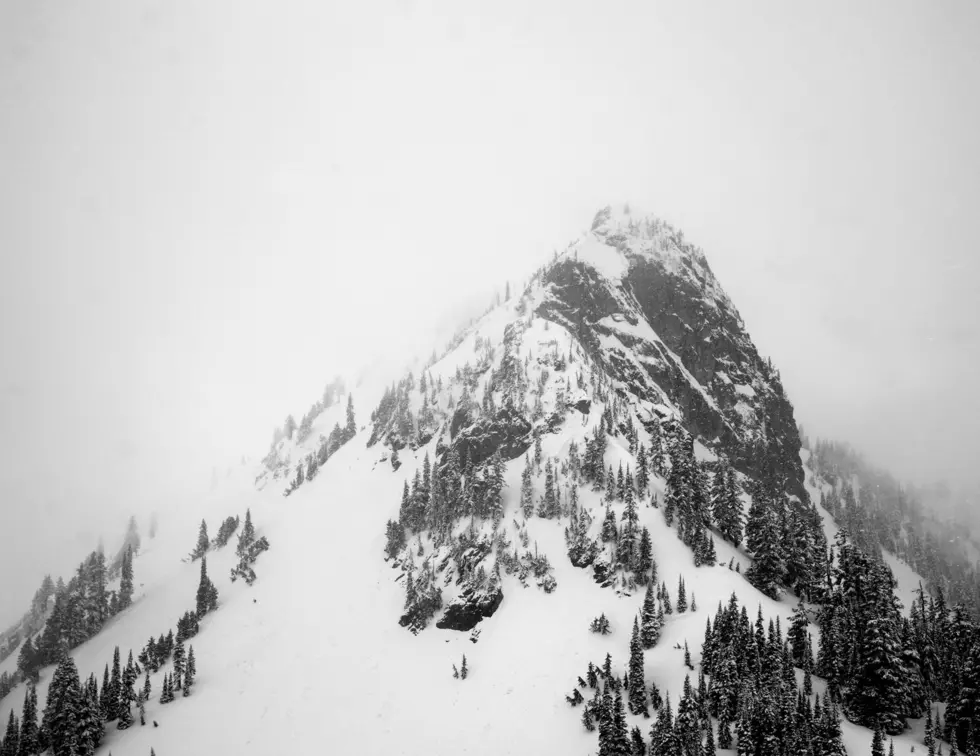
[0, 434, 938, 756]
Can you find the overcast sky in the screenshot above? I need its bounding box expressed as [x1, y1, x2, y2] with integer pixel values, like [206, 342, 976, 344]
[0, 0, 977, 625]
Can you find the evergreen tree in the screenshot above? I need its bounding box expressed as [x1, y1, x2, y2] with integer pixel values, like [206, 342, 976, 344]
[629, 725, 645, 756]
[871, 724, 885, 756]
[677, 576, 687, 613]
[789, 599, 810, 667]
[191, 519, 209, 561]
[173, 639, 186, 690]
[345, 393, 356, 439]
[745, 507, 785, 599]
[18, 685, 39, 756]
[628, 618, 649, 717]
[118, 546, 134, 611]
[635, 527, 655, 584]
[641, 583, 661, 649]
[237, 509, 255, 558]
[41, 654, 83, 756]
[183, 647, 196, 696]
[160, 674, 174, 704]
[383, 520, 406, 560]
[2, 711, 19, 756]
[107, 647, 122, 721]
[712, 463, 743, 547]
[520, 455, 534, 519]
[196, 557, 219, 617]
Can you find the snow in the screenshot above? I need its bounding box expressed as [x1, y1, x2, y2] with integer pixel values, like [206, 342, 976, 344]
[733, 383, 756, 398]
[570, 233, 629, 280]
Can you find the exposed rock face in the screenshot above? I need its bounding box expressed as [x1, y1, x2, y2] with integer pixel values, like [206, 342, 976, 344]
[537, 204, 806, 501]
[450, 406, 533, 468]
[436, 585, 504, 632]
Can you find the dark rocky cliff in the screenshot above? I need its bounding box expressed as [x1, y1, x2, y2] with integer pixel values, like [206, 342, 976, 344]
[536, 205, 807, 501]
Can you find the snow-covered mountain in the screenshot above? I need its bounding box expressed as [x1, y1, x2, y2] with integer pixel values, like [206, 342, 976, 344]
[0, 205, 967, 756]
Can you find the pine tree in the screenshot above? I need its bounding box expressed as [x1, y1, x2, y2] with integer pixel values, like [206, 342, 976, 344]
[460, 654, 468, 680]
[641, 583, 661, 649]
[18, 685, 39, 756]
[789, 599, 810, 667]
[42, 654, 83, 756]
[237, 509, 255, 558]
[160, 674, 173, 704]
[601, 507, 618, 543]
[712, 463, 743, 547]
[191, 519, 209, 561]
[173, 639, 186, 691]
[107, 646, 122, 721]
[520, 455, 534, 519]
[183, 647, 196, 696]
[745, 507, 785, 599]
[628, 618, 649, 717]
[871, 724, 885, 756]
[196, 556, 218, 617]
[677, 576, 687, 613]
[2, 710, 19, 756]
[705, 718, 717, 756]
[345, 393, 356, 439]
[118, 546, 134, 611]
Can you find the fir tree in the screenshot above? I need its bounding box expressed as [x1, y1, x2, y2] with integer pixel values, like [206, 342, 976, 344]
[2, 711, 19, 756]
[520, 455, 534, 519]
[118, 546, 134, 611]
[745, 507, 785, 599]
[871, 724, 885, 756]
[628, 618, 649, 717]
[630, 726, 646, 756]
[41, 654, 83, 756]
[183, 647, 196, 696]
[196, 556, 219, 617]
[641, 583, 661, 649]
[173, 639, 186, 691]
[107, 647, 122, 721]
[237, 509, 255, 558]
[191, 519, 209, 561]
[18, 685, 39, 756]
[677, 576, 687, 613]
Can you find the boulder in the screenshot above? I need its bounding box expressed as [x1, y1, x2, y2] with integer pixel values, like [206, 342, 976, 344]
[436, 585, 504, 632]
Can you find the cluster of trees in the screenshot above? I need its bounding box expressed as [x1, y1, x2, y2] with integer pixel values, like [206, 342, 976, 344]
[16, 546, 135, 683]
[0, 517, 146, 706]
[283, 395, 357, 496]
[399, 556, 443, 634]
[395, 449, 507, 537]
[803, 439, 980, 740]
[195, 557, 219, 617]
[368, 372, 443, 453]
[571, 593, 850, 756]
[213, 515, 240, 549]
[269, 377, 344, 453]
[0, 631, 199, 756]
[810, 438, 980, 621]
[230, 510, 270, 586]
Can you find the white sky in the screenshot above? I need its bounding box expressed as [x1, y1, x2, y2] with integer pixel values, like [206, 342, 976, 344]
[1, 0, 978, 624]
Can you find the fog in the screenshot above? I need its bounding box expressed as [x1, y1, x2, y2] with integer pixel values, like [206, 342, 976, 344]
[1, 0, 977, 626]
